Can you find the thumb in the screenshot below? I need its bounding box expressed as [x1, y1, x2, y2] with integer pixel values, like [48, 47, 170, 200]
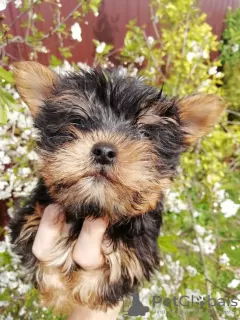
[72, 218, 108, 270]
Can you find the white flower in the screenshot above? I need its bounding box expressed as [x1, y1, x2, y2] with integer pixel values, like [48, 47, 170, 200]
[14, 0, 22, 8]
[147, 36, 155, 45]
[219, 253, 230, 266]
[195, 234, 216, 255]
[191, 41, 199, 50]
[19, 167, 31, 177]
[18, 283, 31, 295]
[0, 241, 7, 253]
[202, 234, 216, 255]
[232, 44, 239, 53]
[32, 13, 37, 20]
[54, 60, 74, 75]
[227, 279, 240, 289]
[63, 60, 74, 71]
[199, 79, 211, 91]
[0, 0, 7, 11]
[186, 265, 198, 277]
[2, 155, 11, 164]
[0, 181, 8, 191]
[0, 189, 11, 200]
[216, 71, 223, 78]
[94, 12, 99, 17]
[130, 67, 138, 77]
[195, 224, 206, 236]
[186, 288, 203, 297]
[27, 150, 38, 161]
[0, 301, 9, 307]
[213, 183, 226, 202]
[19, 307, 26, 316]
[208, 66, 217, 75]
[0, 271, 18, 289]
[0, 0, 8, 11]
[16, 146, 27, 155]
[40, 46, 48, 53]
[221, 199, 240, 218]
[149, 67, 155, 74]
[166, 191, 187, 213]
[135, 56, 145, 64]
[71, 22, 82, 42]
[77, 62, 91, 71]
[162, 274, 171, 281]
[202, 50, 209, 59]
[139, 287, 152, 308]
[193, 210, 200, 217]
[186, 52, 195, 62]
[223, 305, 235, 318]
[96, 42, 106, 54]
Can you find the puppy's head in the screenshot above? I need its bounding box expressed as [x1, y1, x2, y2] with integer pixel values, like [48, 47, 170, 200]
[13, 61, 224, 222]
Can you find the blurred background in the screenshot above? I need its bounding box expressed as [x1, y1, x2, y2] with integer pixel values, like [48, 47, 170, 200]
[0, 0, 239, 319]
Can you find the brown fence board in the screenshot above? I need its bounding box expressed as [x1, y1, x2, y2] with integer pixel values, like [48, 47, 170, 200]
[2, 0, 240, 65]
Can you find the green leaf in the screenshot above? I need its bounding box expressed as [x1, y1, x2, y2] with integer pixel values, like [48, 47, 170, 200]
[0, 105, 8, 124]
[0, 88, 15, 103]
[0, 68, 14, 84]
[158, 235, 178, 253]
[73, 11, 82, 19]
[50, 55, 62, 67]
[59, 47, 72, 59]
[89, 0, 102, 14]
[57, 23, 66, 33]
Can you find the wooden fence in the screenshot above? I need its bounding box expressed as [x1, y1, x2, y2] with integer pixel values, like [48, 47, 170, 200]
[3, 0, 240, 65]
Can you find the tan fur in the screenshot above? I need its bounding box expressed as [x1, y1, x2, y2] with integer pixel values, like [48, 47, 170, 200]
[13, 61, 58, 116]
[178, 94, 225, 144]
[16, 204, 42, 244]
[15, 203, 146, 313]
[40, 130, 170, 221]
[36, 229, 145, 312]
[70, 241, 145, 311]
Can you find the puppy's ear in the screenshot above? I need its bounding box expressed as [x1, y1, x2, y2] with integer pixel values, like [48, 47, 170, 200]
[178, 94, 225, 145]
[13, 61, 58, 116]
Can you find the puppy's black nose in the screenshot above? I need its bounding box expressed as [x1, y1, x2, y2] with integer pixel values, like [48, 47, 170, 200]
[92, 142, 117, 165]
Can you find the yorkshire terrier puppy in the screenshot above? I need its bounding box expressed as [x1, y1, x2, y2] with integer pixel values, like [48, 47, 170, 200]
[10, 61, 224, 314]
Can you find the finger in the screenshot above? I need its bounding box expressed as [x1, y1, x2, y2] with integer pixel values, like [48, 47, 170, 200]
[72, 218, 108, 270]
[32, 204, 65, 261]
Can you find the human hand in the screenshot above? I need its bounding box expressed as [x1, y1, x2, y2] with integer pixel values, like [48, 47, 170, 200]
[32, 204, 121, 320]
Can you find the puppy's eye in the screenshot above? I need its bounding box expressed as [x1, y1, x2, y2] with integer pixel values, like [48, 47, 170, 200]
[139, 129, 150, 139]
[72, 119, 86, 130]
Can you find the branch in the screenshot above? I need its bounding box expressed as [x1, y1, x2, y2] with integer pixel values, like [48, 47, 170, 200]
[206, 278, 238, 296]
[150, 4, 160, 40]
[42, 0, 85, 40]
[9, 3, 34, 29]
[186, 195, 220, 320]
[142, 30, 167, 82]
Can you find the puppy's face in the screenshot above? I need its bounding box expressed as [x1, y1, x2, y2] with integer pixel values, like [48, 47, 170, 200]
[13, 62, 224, 222]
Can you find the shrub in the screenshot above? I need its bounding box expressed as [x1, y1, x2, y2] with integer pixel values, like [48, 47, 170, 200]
[220, 8, 240, 115]
[119, 0, 223, 96]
